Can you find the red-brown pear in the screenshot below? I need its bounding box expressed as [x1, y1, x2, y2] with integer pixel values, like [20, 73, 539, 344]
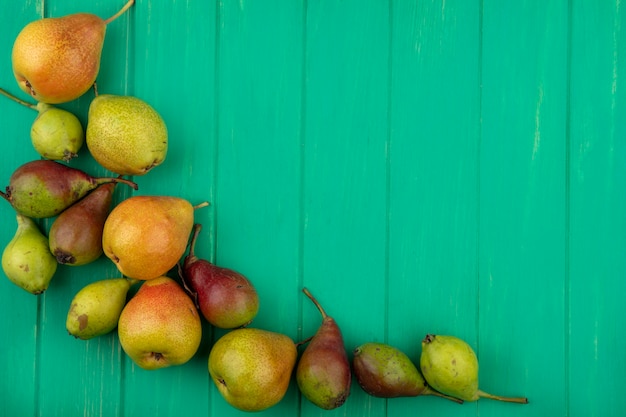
[296, 288, 351, 410]
[182, 223, 259, 329]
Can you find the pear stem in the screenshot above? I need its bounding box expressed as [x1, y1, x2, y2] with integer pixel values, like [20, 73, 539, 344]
[193, 201, 210, 210]
[188, 223, 202, 258]
[104, 0, 135, 25]
[422, 386, 464, 404]
[295, 335, 314, 348]
[0, 87, 37, 110]
[99, 177, 138, 190]
[302, 287, 328, 319]
[477, 389, 528, 404]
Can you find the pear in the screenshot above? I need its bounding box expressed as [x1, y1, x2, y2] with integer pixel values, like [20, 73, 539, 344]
[86, 94, 168, 176]
[420, 334, 528, 403]
[66, 277, 135, 339]
[0, 87, 83, 161]
[102, 196, 208, 280]
[49, 182, 117, 266]
[2, 214, 57, 294]
[11, 0, 135, 104]
[0, 159, 137, 218]
[352, 342, 463, 403]
[182, 223, 259, 329]
[296, 288, 351, 410]
[208, 328, 297, 412]
[117, 276, 202, 370]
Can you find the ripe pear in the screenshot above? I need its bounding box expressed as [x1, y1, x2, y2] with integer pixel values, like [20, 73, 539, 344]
[66, 277, 135, 339]
[2, 214, 57, 294]
[117, 276, 202, 370]
[296, 288, 351, 410]
[420, 334, 528, 404]
[103, 196, 208, 280]
[182, 223, 259, 329]
[11, 0, 135, 104]
[86, 94, 168, 175]
[0, 159, 137, 218]
[49, 182, 117, 266]
[0, 87, 83, 161]
[209, 328, 297, 412]
[352, 342, 462, 403]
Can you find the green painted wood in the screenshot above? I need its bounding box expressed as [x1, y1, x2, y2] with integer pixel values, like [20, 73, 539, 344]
[569, 2, 626, 416]
[1, 1, 625, 416]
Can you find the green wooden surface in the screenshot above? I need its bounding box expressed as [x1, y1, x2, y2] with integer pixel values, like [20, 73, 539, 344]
[1, 1, 624, 416]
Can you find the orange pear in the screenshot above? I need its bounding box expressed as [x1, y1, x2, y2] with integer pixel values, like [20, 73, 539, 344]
[118, 276, 201, 370]
[11, 0, 134, 104]
[102, 196, 208, 280]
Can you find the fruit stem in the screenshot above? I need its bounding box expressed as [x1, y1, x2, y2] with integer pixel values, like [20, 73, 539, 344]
[0, 189, 9, 202]
[422, 386, 464, 404]
[104, 0, 135, 25]
[295, 335, 314, 348]
[193, 201, 210, 210]
[98, 177, 138, 190]
[477, 389, 528, 404]
[0, 87, 37, 110]
[302, 287, 328, 319]
[188, 223, 202, 258]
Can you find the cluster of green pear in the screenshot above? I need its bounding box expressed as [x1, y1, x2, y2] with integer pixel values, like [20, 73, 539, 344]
[1, 0, 530, 414]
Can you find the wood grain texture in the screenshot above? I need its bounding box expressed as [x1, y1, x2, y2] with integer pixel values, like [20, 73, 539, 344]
[1, 1, 625, 416]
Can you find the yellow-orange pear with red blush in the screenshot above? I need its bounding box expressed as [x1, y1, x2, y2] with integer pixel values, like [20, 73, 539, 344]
[102, 196, 208, 280]
[11, 0, 134, 104]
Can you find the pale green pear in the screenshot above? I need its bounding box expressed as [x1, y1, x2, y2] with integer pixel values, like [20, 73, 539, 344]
[66, 278, 135, 340]
[86, 94, 167, 176]
[209, 328, 297, 412]
[420, 334, 528, 404]
[2, 214, 57, 294]
[31, 102, 84, 161]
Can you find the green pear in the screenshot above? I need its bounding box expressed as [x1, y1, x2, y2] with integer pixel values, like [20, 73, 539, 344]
[86, 94, 168, 176]
[2, 214, 57, 294]
[352, 342, 462, 403]
[420, 334, 528, 403]
[66, 277, 135, 339]
[209, 328, 297, 412]
[117, 276, 202, 370]
[0, 88, 83, 161]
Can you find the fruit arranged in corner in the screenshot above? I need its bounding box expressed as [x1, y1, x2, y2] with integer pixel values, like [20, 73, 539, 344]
[86, 94, 168, 176]
[296, 288, 351, 410]
[117, 276, 202, 370]
[0, 159, 138, 218]
[208, 328, 298, 412]
[182, 223, 259, 329]
[2, 214, 57, 294]
[352, 342, 463, 403]
[102, 196, 209, 280]
[420, 334, 528, 404]
[66, 277, 136, 340]
[0, 87, 83, 161]
[49, 182, 117, 266]
[11, 0, 135, 104]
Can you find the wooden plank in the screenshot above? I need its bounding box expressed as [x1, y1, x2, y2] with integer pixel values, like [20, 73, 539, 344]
[213, 0, 304, 415]
[479, 0, 568, 415]
[122, 0, 216, 416]
[569, 1, 626, 415]
[31, 1, 133, 416]
[302, 0, 389, 415]
[387, 0, 481, 415]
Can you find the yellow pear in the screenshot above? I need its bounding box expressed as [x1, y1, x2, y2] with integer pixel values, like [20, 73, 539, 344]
[86, 94, 168, 176]
[11, 0, 134, 104]
[102, 196, 207, 280]
[117, 276, 201, 370]
[208, 328, 298, 412]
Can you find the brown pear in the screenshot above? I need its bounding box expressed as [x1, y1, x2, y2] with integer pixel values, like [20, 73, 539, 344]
[296, 288, 351, 410]
[102, 196, 209, 280]
[11, 0, 134, 103]
[49, 182, 116, 266]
